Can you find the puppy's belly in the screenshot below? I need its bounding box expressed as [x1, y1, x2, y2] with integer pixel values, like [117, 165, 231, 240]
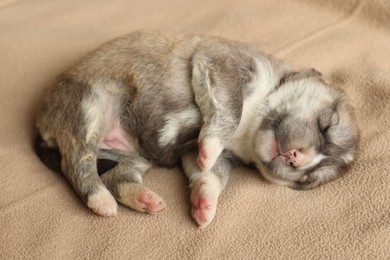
[99, 120, 136, 153]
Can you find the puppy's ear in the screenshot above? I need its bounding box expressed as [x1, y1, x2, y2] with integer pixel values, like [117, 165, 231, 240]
[296, 68, 323, 80]
[326, 97, 358, 161]
[318, 104, 339, 133]
[305, 68, 322, 78]
[278, 70, 299, 86]
[278, 67, 323, 86]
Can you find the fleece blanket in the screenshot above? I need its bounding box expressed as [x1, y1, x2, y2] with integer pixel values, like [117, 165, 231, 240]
[1, 0, 389, 258]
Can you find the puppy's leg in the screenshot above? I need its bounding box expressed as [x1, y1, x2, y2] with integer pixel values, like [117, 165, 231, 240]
[100, 152, 166, 214]
[50, 85, 124, 217]
[191, 55, 246, 172]
[60, 142, 118, 217]
[181, 151, 232, 228]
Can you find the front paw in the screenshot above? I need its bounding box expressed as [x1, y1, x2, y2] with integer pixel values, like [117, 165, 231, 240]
[190, 174, 221, 228]
[197, 137, 224, 172]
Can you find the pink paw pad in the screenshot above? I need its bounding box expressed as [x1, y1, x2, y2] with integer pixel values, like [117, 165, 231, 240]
[197, 138, 223, 172]
[137, 192, 165, 214]
[192, 196, 211, 222]
[118, 183, 166, 215]
[198, 141, 208, 158]
[190, 176, 220, 228]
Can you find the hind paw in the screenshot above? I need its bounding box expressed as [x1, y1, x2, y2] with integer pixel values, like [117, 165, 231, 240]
[118, 183, 166, 215]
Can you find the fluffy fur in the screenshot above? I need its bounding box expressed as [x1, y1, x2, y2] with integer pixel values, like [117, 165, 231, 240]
[36, 31, 358, 228]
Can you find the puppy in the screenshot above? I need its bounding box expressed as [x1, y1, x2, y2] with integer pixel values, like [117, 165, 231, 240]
[36, 31, 358, 228]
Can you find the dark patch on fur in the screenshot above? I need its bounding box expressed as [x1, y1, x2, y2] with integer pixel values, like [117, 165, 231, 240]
[35, 134, 118, 176]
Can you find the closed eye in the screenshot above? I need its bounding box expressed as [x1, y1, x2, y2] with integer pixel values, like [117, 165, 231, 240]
[317, 119, 330, 136]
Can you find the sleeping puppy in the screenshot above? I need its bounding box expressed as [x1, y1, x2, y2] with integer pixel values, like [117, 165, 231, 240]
[36, 31, 358, 228]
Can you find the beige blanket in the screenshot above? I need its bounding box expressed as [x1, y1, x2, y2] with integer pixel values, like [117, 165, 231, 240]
[1, 0, 389, 258]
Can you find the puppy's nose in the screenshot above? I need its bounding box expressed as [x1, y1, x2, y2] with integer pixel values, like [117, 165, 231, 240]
[280, 149, 307, 167]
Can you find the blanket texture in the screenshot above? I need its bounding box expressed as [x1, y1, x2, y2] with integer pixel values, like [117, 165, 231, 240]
[1, 0, 389, 259]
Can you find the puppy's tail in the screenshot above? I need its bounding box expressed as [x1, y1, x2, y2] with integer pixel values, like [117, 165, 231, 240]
[34, 133, 117, 175]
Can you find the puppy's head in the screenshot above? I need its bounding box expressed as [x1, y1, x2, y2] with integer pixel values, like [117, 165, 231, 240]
[254, 69, 358, 189]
